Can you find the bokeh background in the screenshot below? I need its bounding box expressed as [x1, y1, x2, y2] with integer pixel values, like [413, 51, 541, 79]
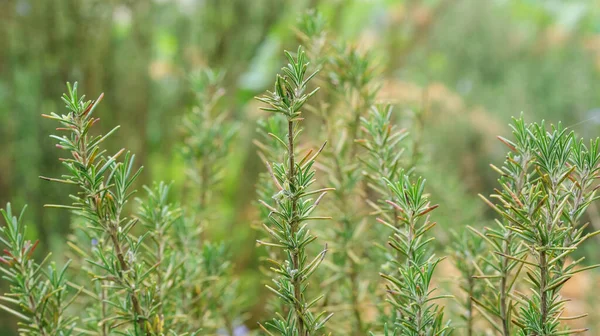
[1, 0, 600, 334]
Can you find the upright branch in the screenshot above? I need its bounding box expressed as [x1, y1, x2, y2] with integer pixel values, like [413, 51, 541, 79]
[296, 13, 383, 334]
[41, 83, 154, 334]
[374, 175, 452, 336]
[357, 105, 412, 328]
[181, 68, 238, 209]
[255, 47, 333, 336]
[469, 118, 533, 336]
[180, 67, 245, 333]
[476, 117, 600, 335]
[357, 105, 410, 215]
[328, 44, 378, 157]
[0, 204, 79, 335]
[135, 181, 183, 332]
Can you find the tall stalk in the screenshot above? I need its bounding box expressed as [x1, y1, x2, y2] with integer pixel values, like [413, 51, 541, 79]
[297, 14, 381, 333]
[256, 47, 333, 336]
[42, 83, 153, 334]
[180, 68, 244, 333]
[373, 175, 453, 335]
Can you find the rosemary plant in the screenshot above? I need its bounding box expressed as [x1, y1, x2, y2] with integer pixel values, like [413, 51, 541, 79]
[135, 181, 183, 333]
[468, 118, 531, 336]
[0, 203, 79, 335]
[255, 47, 333, 335]
[179, 68, 245, 334]
[358, 105, 410, 207]
[299, 21, 382, 334]
[41, 83, 161, 334]
[181, 69, 238, 207]
[374, 175, 452, 336]
[3, 21, 600, 336]
[476, 117, 600, 335]
[356, 104, 413, 330]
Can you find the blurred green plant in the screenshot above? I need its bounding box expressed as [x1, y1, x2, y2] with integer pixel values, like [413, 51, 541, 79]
[181, 69, 238, 207]
[178, 67, 246, 334]
[135, 181, 184, 333]
[358, 105, 411, 203]
[296, 13, 383, 333]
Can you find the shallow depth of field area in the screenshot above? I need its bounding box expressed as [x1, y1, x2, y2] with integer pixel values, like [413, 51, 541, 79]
[2, 1, 600, 335]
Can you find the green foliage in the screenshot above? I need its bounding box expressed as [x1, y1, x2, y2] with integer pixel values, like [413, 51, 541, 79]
[0, 79, 244, 335]
[181, 69, 238, 205]
[0, 204, 78, 335]
[356, 105, 414, 331]
[358, 105, 410, 203]
[135, 182, 183, 333]
[255, 47, 333, 336]
[42, 83, 155, 334]
[468, 121, 531, 336]
[296, 14, 384, 333]
[375, 176, 452, 336]
[474, 117, 600, 335]
[178, 67, 245, 334]
[2, 5, 600, 335]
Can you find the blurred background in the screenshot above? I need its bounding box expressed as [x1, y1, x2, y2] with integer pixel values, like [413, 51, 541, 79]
[1, 0, 600, 334]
